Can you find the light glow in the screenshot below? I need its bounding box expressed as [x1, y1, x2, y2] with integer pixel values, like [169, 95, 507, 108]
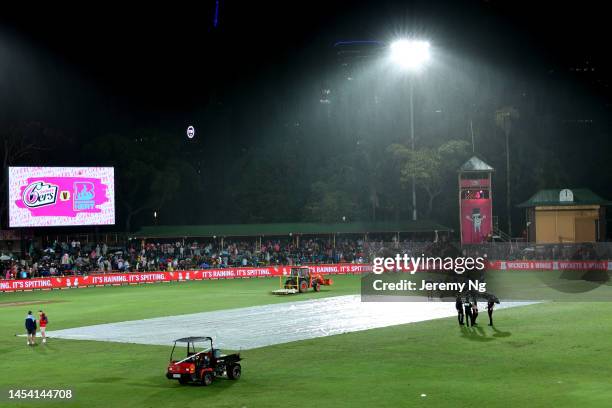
[390, 39, 430, 70]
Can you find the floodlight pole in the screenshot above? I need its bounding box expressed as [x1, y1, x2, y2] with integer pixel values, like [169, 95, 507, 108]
[409, 78, 417, 221]
[504, 115, 512, 237]
[391, 39, 430, 221]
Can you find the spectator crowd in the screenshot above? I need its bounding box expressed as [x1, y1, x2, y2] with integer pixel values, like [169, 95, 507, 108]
[2, 236, 407, 279]
[4, 234, 607, 280]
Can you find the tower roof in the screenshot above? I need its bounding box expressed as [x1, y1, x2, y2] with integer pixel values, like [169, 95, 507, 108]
[458, 156, 494, 172]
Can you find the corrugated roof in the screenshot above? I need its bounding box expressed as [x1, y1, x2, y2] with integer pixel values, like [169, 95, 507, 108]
[132, 220, 451, 239]
[458, 156, 494, 172]
[518, 188, 611, 208]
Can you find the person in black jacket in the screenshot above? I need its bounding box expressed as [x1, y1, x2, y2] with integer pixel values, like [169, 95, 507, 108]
[463, 298, 473, 327]
[455, 295, 464, 326]
[487, 297, 498, 326]
[25, 311, 37, 346]
[471, 299, 479, 326]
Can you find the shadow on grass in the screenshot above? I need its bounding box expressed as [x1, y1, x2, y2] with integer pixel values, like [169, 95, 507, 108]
[19, 342, 58, 353]
[96, 374, 242, 391]
[491, 326, 512, 338]
[152, 376, 240, 397]
[459, 325, 511, 342]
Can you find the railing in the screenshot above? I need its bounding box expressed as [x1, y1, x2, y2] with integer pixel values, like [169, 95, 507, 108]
[462, 242, 612, 261]
[363, 241, 612, 262]
[492, 225, 512, 242]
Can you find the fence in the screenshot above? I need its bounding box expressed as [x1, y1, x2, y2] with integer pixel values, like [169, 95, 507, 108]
[462, 242, 612, 261]
[360, 241, 612, 262]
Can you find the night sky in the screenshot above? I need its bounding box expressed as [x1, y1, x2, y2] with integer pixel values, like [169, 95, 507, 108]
[2, 1, 610, 128]
[1, 0, 610, 230]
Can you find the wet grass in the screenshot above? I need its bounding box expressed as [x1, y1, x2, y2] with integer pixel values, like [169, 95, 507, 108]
[1, 275, 612, 407]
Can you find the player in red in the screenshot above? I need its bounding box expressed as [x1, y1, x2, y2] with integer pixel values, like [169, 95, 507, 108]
[38, 310, 48, 344]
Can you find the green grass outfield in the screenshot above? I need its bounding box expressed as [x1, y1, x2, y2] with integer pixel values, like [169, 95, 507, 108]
[1, 275, 612, 408]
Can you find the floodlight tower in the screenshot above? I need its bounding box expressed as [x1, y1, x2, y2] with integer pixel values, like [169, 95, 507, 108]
[390, 39, 430, 221]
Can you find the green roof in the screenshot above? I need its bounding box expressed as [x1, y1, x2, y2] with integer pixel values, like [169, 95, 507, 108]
[132, 221, 451, 239]
[518, 188, 612, 208]
[458, 156, 494, 172]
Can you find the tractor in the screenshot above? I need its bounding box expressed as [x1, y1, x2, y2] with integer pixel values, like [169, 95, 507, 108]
[272, 266, 333, 295]
[166, 336, 242, 386]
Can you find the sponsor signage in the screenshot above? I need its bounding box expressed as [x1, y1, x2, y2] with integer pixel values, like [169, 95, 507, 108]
[8, 167, 115, 227]
[0, 263, 373, 292]
[3, 261, 609, 292]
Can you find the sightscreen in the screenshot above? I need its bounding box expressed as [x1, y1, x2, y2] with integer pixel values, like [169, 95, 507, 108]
[8, 167, 115, 227]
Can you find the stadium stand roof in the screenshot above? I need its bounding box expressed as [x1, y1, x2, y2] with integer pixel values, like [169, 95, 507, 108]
[518, 188, 612, 208]
[132, 221, 452, 239]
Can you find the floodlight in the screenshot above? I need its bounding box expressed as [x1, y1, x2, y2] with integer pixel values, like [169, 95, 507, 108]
[390, 40, 430, 70]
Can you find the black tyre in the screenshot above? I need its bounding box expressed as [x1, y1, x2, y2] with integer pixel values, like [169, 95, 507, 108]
[299, 279, 308, 293]
[178, 377, 189, 385]
[201, 372, 213, 386]
[227, 364, 241, 380]
[313, 282, 321, 292]
[284, 279, 296, 289]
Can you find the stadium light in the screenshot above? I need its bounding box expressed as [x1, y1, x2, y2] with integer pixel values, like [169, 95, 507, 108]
[390, 38, 431, 221]
[390, 40, 430, 70]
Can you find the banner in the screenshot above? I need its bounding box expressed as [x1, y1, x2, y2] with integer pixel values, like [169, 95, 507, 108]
[0, 263, 373, 292]
[487, 260, 612, 271]
[461, 198, 492, 244]
[3, 261, 610, 292]
[8, 167, 115, 227]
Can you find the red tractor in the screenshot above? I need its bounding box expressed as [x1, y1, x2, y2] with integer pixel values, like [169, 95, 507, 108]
[166, 337, 242, 386]
[273, 266, 333, 294]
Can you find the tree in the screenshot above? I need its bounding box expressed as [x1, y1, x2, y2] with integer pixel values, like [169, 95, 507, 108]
[302, 153, 367, 223]
[84, 130, 201, 232]
[303, 181, 362, 223]
[388, 140, 470, 218]
[0, 122, 56, 223]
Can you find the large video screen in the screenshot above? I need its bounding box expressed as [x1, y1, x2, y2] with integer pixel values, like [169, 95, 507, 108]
[8, 167, 115, 227]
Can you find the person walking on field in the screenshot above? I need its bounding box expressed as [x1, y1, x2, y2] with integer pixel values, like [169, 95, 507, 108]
[38, 310, 48, 344]
[455, 295, 464, 326]
[25, 311, 37, 346]
[471, 299, 479, 326]
[463, 297, 473, 327]
[487, 297, 497, 326]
